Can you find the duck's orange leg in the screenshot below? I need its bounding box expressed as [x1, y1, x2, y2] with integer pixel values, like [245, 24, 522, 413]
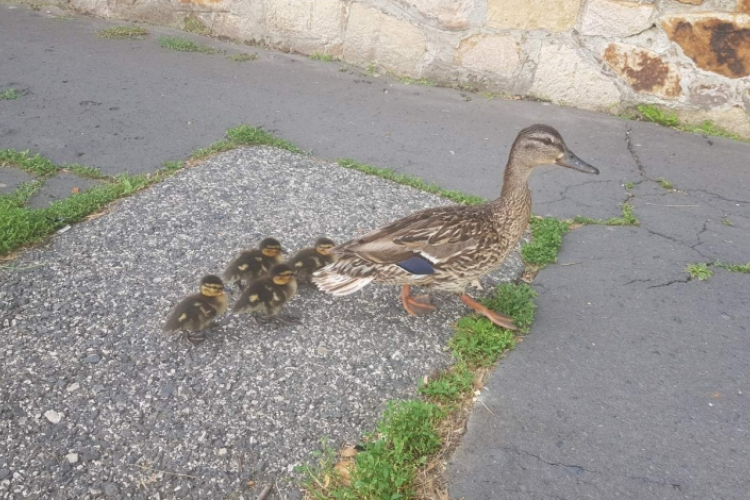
[459, 294, 518, 331]
[400, 285, 436, 316]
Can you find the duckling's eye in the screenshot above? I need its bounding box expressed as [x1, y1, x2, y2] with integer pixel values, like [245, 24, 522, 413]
[541, 137, 553, 145]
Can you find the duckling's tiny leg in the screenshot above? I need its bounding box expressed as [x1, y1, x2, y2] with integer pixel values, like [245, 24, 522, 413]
[459, 294, 518, 331]
[400, 285, 436, 316]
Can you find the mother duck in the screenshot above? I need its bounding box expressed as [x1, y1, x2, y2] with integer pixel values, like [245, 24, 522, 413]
[313, 124, 599, 330]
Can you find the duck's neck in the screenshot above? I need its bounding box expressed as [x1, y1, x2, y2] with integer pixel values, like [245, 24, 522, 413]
[490, 161, 533, 227]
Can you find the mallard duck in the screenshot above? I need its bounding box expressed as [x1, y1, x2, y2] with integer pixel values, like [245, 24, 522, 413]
[288, 237, 337, 284]
[223, 237, 285, 290]
[313, 124, 598, 330]
[162, 275, 228, 344]
[232, 263, 298, 323]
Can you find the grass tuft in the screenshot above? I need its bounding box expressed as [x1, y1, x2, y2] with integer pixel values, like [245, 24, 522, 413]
[64, 163, 107, 180]
[714, 261, 750, 274]
[574, 202, 639, 227]
[635, 105, 745, 142]
[450, 316, 517, 368]
[482, 283, 537, 333]
[686, 263, 713, 281]
[183, 16, 210, 35]
[228, 52, 258, 62]
[637, 104, 680, 128]
[96, 26, 148, 39]
[398, 77, 437, 87]
[1, 88, 22, 100]
[158, 36, 218, 54]
[309, 53, 336, 62]
[337, 159, 485, 206]
[624, 182, 634, 190]
[656, 177, 673, 190]
[521, 217, 570, 268]
[419, 361, 474, 404]
[1, 149, 58, 177]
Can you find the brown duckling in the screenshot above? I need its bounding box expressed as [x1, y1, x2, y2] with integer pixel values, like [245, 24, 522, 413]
[232, 263, 298, 324]
[288, 237, 337, 284]
[223, 237, 285, 290]
[162, 275, 228, 344]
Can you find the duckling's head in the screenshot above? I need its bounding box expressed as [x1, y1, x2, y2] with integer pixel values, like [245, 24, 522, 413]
[270, 264, 296, 285]
[259, 237, 285, 257]
[314, 237, 337, 255]
[200, 275, 225, 297]
[510, 124, 599, 174]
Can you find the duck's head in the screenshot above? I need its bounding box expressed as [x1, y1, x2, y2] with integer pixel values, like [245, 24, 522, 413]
[200, 275, 226, 297]
[511, 124, 599, 175]
[259, 237, 285, 257]
[270, 264, 296, 285]
[314, 237, 337, 256]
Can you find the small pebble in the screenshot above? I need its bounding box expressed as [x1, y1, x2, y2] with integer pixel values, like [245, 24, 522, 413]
[85, 354, 101, 364]
[67, 383, 80, 392]
[65, 453, 78, 464]
[44, 410, 62, 424]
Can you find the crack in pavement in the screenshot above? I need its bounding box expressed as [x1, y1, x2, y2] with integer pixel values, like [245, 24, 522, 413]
[647, 278, 691, 289]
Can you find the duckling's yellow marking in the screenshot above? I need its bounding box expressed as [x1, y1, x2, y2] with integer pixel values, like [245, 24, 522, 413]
[294, 261, 303, 267]
[178, 313, 187, 322]
[262, 248, 281, 257]
[249, 294, 259, 302]
[238, 264, 249, 271]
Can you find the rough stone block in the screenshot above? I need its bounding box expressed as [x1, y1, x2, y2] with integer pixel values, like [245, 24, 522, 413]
[603, 43, 681, 98]
[662, 13, 750, 78]
[266, 0, 343, 41]
[676, 106, 750, 137]
[689, 79, 733, 107]
[738, 0, 750, 13]
[579, 0, 655, 37]
[343, 4, 426, 74]
[456, 35, 521, 79]
[530, 43, 621, 109]
[406, 0, 481, 31]
[487, 0, 581, 32]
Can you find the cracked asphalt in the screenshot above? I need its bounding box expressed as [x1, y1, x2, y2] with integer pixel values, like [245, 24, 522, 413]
[3, 3, 750, 499]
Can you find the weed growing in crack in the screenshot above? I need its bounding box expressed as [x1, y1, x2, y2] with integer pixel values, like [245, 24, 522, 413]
[634, 105, 746, 142]
[714, 262, 750, 274]
[228, 52, 258, 62]
[0, 88, 22, 100]
[1, 149, 58, 177]
[96, 26, 148, 39]
[686, 263, 713, 281]
[624, 182, 634, 190]
[637, 105, 680, 128]
[722, 217, 733, 227]
[398, 76, 437, 87]
[191, 125, 304, 160]
[158, 36, 219, 54]
[364, 62, 378, 77]
[574, 202, 639, 227]
[419, 361, 475, 404]
[657, 177, 674, 190]
[309, 53, 336, 62]
[521, 217, 570, 268]
[183, 17, 211, 36]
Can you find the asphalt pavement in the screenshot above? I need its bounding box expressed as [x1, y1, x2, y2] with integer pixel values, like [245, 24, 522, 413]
[2, 3, 750, 500]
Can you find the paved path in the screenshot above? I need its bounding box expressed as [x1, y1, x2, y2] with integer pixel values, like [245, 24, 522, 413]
[2, 3, 750, 500]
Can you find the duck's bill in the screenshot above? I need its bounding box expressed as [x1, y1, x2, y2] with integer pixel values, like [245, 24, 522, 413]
[556, 150, 600, 174]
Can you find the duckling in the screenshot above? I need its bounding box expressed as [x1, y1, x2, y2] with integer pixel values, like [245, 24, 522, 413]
[223, 237, 285, 290]
[288, 237, 337, 284]
[232, 263, 298, 324]
[162, 275, 228, 344]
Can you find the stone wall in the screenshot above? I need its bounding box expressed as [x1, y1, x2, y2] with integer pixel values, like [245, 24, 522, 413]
[65, 0, 750, 137]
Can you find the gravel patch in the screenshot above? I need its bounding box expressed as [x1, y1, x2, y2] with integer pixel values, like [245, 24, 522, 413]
[0, 147, 524, 499]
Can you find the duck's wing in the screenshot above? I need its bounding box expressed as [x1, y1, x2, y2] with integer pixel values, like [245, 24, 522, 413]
[334, 205, 485, 272]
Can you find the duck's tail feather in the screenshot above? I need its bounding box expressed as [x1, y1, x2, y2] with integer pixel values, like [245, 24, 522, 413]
[312, 267, 374, 296]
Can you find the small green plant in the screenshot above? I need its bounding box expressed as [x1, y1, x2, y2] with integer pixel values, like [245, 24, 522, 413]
[96, 26, 148, 39]
[574, 202, 639, 227]
[183, 16, 210, 35]
[624, 182, 634, 190]
[30, 3, 41, 11]
[158, 36, 218, 54]
[228, 52, 258, 62]
[398, 77, 437, 87]
[450, 316, 517, 367]
[521, 217, 570, 268]
[482, 283, 537, 333]
[714, 261, 750, 274]
[337, 159, 485, 206]
[681, 120, 742, 141]
[479, 91, 499, 101]
[64, 164, 107, 180]
[1, 149, 58, 177]
[0, 89, 21, 100]
[637, 104, 679, 128]
[686, 263, 713, 281]
[657, 177, 673, 190]
[419, 361, 474, 404]
[309, 52, 336, 62]
[722, 217, 734, 227]
[364, 62, 378, 77]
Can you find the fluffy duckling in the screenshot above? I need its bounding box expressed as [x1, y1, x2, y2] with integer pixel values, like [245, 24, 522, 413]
[288, 237, 337, 284]
[163, 275, 228, 344]
[232, 263, 298, 323]
[223, 237, 285, 290]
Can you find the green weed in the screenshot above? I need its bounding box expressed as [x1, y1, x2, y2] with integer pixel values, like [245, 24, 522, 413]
[419, 362, 474, 404]
[449, 316, 517, 367]
[574, 202, 639, 226]
[64, 164, 107, 180]
[1, 149, 58, 177]
[398, 77, 437, 87]
[158, 36, 218, 54]
[364, 62, 378, 77]
[686, 263, 713, 281]
[0, 88, 21, 100]
[183, 16, 210, 35]
[521, 217, 570, 268]
[714, 261, 750, 274]
[228, 52, 258, 62]
[637, 104, 679, 128]
[624, 182, 634, 190]
[309, 53, 336, 62]
[95, 26, 148, 39]
[657, 177, 673, 190]
[482, 283, 537, 334]
[722, 217, 733, 227]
